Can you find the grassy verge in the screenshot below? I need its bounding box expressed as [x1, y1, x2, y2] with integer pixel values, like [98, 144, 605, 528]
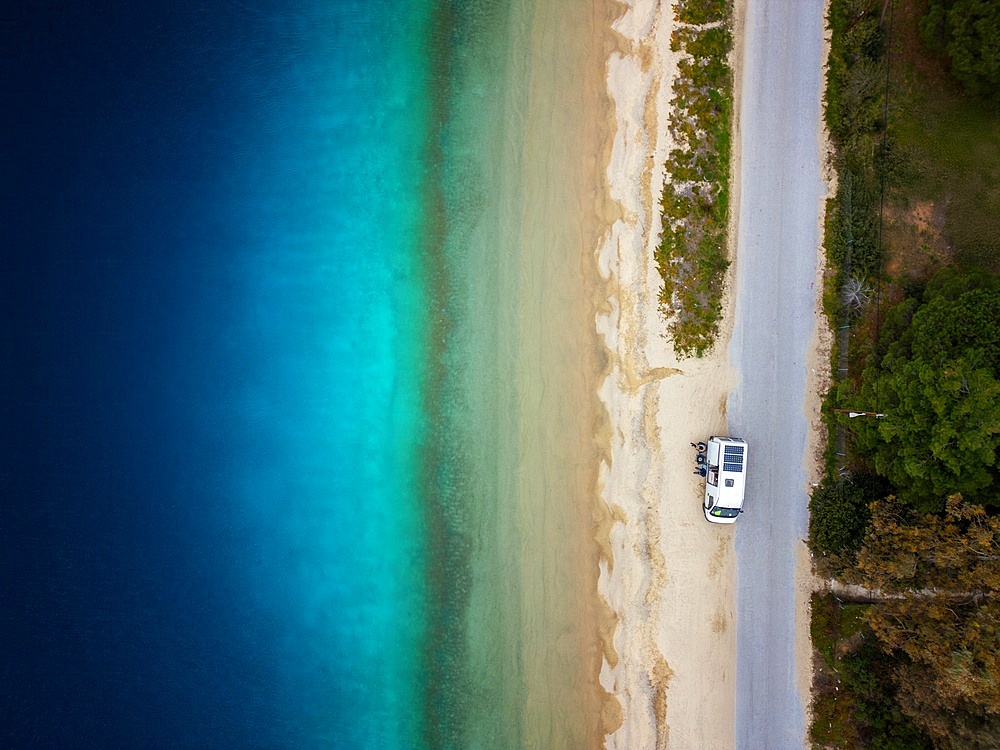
[655, 1, 733, 357]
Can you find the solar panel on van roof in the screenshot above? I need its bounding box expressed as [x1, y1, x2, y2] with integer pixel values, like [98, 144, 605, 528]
[723, 445, 744, 473]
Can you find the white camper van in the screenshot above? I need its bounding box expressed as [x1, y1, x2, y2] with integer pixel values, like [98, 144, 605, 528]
[701, 436, 748, 524]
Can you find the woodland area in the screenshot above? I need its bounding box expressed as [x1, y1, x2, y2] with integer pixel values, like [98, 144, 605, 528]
[810, 0, 1000, 747]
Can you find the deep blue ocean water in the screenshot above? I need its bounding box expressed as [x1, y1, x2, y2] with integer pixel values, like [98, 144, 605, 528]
[0, 1, 475, 746]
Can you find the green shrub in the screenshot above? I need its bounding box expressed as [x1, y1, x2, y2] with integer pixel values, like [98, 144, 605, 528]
[675, 0, 727, 26]
[809, 478, 873, 556]
[656, 4, 733, 357]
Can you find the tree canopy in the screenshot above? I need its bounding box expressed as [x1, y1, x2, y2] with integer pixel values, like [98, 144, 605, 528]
[922, 0, 1000, 98]
[852, 495, 1000, 747]
[809, 475, 884, 559]
[851, 270, 1000, 510]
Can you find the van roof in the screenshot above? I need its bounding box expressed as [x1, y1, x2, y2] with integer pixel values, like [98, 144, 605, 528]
[712, 438, 746, 508]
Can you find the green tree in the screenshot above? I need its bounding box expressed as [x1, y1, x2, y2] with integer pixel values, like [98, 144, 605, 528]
[852, 495, 1000, 745]
[921, 0, 1000, 98]
[892, 284, 1000, 374]
[857, 357, 1000, 509]
[809, 477, 875, 556]
[851, 271, 1000, 510]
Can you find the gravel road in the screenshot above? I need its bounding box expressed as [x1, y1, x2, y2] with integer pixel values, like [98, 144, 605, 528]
[728, 0, 828, 747]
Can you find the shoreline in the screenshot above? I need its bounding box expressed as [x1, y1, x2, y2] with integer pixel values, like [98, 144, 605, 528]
[596, 1, 740, 747]
[426, 0, 622, 743]
[484, 0, 626, 744]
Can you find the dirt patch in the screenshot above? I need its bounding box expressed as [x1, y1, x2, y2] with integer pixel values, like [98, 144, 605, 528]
[883, 198, 953, 282]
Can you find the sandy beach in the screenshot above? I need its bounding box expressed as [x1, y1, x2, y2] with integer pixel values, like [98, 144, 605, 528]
[595, 2, 741, 747]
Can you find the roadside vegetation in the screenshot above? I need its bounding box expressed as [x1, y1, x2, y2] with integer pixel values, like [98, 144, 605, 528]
[811, 593, 930, 749]
[810, 0, 1000, 747]
[655, 0, 733, 357]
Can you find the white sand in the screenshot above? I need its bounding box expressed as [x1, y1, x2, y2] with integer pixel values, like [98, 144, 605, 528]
[596, 1, 740, 747]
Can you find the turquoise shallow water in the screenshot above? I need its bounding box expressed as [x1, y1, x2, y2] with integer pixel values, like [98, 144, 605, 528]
[423, 1, 528, 744]
[221, 3, 441, 744]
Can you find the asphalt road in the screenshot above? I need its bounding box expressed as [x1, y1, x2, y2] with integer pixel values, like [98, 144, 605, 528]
[728, 0, 828, 747]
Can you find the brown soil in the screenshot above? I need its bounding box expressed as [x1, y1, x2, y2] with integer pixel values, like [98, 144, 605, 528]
[883, 198, 952, 282]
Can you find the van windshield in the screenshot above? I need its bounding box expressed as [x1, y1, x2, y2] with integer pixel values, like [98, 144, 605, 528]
[710, 507, 740, 519]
